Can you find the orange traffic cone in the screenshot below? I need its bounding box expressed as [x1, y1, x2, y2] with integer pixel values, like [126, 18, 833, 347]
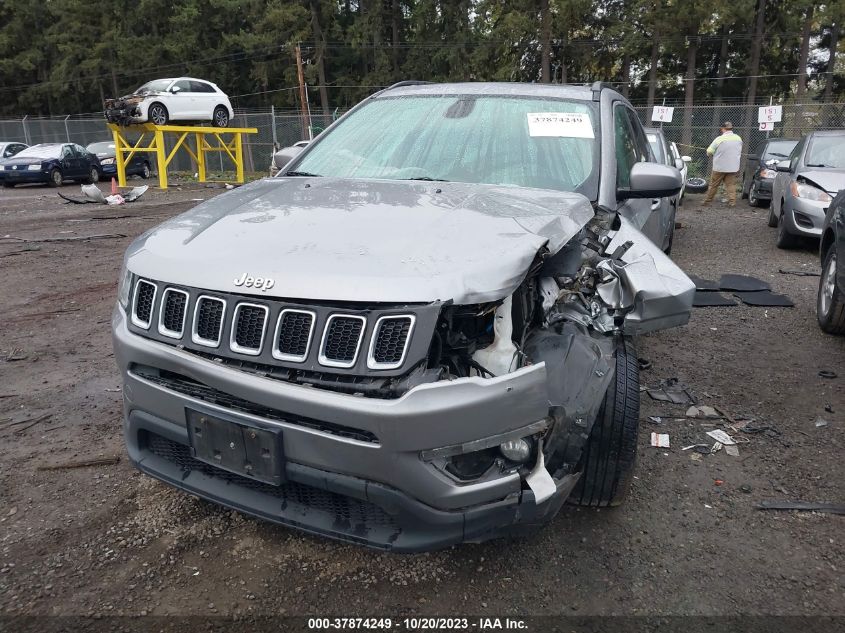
[111, 177, 118, 195]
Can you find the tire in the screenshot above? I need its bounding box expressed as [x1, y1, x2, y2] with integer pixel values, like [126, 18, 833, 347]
[748, 183, 762, 208]
[148, 102, 169, 126]
[48, 168, 63, 187]
[85, 166, 99, 184]
[569, 339, 639, 507]
[776, 204, 799, 249]
[685, 177, 708, 194]
[213, 106, 230, 128]
[818, 245, 845, 335]
[140, 162, 151, 179]
[741, 177, 749, 199]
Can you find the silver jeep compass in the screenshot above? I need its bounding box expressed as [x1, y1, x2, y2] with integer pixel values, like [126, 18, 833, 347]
[113, 82, 693, 551]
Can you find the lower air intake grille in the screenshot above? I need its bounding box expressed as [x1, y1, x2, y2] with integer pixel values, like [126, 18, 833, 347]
[233, 305, 267, 352]
[161, 290, 187, 334]
[372, 317, 412, 365]
[134, 280, 156, 326]
[195, 297, 225, 344]
[322, 316, 364, 365]
[145, 433, 397, 529]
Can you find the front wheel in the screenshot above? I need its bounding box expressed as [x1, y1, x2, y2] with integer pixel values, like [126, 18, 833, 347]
[48, 168, 63, 187]
[148, 103, 169, 126]
[748, 183, 762, 208]
[818, 245, 845, 335]
[776, 206, 799, 249]
[213, 106, 230, 128]
[85, 166, 99, 184]
[569, 339, 639, 507]
[140, 162, 151, 179]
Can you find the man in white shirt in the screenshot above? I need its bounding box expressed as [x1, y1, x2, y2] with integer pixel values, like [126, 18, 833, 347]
[702, 121, 743, 208]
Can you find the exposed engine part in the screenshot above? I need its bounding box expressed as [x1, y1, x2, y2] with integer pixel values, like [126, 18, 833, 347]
[471, 294, 517, 376]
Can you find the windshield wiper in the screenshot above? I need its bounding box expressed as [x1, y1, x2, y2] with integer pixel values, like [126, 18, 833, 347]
[805, 163, 829, 168]
[768, 152, 789, 158]
[401, 176, 450, 182]
[284, 170, 322, 177]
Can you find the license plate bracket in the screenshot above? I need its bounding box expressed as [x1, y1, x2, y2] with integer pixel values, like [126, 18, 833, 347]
[186, 408, 284, 486]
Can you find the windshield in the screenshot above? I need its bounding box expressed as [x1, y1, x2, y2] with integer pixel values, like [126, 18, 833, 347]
[135, 80, 172, 94]
[15, 145, 62, 159]
[646, 133, 665, 163]
[87, 142, 115, 154]
[763, 140, 797, 160]
[290, 95, 600, 198]
[805, 135, 845, 168]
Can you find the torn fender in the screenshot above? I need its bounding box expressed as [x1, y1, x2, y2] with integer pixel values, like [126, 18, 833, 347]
[598, 216, 695, 335]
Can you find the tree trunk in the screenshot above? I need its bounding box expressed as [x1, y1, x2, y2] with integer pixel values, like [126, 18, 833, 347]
[621, 53, 631, 97]
[823, 23, 839, 102]
[392, 0, 400, 75]
[540, 0, 551, 82]
[560, 35, 568, 83]
[646, 34, 659, 110]
[746, 0, 766, 106]
[711, 26, 729, 129]
[682, 36, 698, 152]
[796, 5, 814, 101]
[310, 0, 330, 115]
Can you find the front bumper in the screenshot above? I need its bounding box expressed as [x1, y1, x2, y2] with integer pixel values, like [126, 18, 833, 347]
[113, 306, 577, 551]
[754, 177, 774, 199]
[785, 197, 828, 237]
[1, 170, 49, 184]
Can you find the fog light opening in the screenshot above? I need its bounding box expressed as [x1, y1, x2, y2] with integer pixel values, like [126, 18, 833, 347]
[445, 448, 497, 480]
[499, 437, 532, 463]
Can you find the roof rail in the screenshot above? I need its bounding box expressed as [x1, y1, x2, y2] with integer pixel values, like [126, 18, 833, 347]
[384, 80, 433, 91]
[589, 81, 616, 101]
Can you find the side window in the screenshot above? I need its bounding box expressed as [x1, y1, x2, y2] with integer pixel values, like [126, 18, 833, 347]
[789, 139, 805, 171]
[614, 106, 639, 189]
[173, 80, 192, 93]
[2, 146, 13, 158]
[61, 145, 73, 159]
[190, 81, 214, 93]
[625, 109, 652, 164]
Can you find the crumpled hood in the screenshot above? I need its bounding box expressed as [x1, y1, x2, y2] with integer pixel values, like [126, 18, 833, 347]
[798, 169, 845, 194]
[126, 178, 594, 304]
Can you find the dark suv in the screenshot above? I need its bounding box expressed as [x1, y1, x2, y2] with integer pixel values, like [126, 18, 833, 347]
[113, 82, 692, 551]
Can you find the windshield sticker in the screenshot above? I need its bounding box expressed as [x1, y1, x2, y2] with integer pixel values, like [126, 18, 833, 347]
[527, 113, 594, 139]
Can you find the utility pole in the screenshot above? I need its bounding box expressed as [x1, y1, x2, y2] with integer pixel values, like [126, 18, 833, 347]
[295, 44, 310, 141]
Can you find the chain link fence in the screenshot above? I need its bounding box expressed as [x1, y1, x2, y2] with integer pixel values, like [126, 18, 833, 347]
[633, 102, 845, 179]
[1, 101, 843, 179]
[0, 109, 338, 176]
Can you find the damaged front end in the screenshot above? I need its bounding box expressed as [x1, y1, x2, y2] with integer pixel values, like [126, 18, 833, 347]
[104, 94, 146, 126]
[421, 209, 693, 522]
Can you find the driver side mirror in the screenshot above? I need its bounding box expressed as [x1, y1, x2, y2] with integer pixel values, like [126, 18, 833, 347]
[618, 162, 683, 200]
[776, 162, 791, 173]
[170, 86, 181, 93]
[681, 155, 691, 162]
[674, 157, 685, 170]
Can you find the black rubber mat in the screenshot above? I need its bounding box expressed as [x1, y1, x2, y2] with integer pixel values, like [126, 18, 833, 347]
[718, 274, 771, 292]
[693, 291, 737, 307]
[688, 274, 720, 291]
[734, 291, 794, 307]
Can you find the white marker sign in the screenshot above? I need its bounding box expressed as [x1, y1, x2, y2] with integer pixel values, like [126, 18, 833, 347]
[758, 105, 782, 123]
[651, 106, 674, 123]
[759, 121, 774, 131]
[526, 112, 594, 138]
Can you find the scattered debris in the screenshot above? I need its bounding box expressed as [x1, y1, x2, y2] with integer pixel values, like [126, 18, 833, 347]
[714, 479, 724, 486]
[688, 274, 720, 291]
[4, 348, 27, 362]
[647, 416, 663, 424]
[4, 414, 52, 433]
[818, 370, 837, 379]
[682, 444, 709, 451]
[756, 501, 845, 516]
[725, 445, 740, 457]
[706, 429, 737, 445]
[37, 456, 121, 471]
[778, 268, 820, 277]
[815, 417, 829, 428]
[686, 405, 720, 419]
[740, 485, 752, 493]
[693, 291, 737, 307]
[718, 274, 771, 292]
[58, 184, 148, 205]
[638, 358, 652, 370]
[646, 378, 695, 405]
[734, 291, 794, 307]
[824, 403, 833, 413]
[711, 442, 723, 453]
[650, 433, 670, 448]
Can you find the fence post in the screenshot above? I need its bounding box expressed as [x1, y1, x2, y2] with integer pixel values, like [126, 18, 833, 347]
[21, 115, 30, 145]
[64, 115, 71, 142]
[270, 105, 277, 150]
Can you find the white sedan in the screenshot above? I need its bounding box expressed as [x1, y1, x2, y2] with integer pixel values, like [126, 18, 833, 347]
[104, 77, 234, 128]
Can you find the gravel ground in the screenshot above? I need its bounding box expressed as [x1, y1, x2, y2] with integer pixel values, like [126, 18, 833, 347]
[0, 182, 843, 627]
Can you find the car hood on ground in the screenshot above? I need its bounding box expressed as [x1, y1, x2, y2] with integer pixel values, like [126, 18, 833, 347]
[126, 177, 595, 304]
[798, 169, 845, 194]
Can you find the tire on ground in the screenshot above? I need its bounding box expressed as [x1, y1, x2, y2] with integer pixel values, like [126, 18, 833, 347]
[685, 177, 708, 194]
[568, 338, 640, 507]
[818, 245, 845, 335]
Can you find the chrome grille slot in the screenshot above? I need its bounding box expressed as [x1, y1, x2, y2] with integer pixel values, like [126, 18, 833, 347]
[368, 315, 415, 369]
[131, 280, 157, 329]
[273, 309, 315, 362]
[230, 303, 268, 355]
[158, 288, 188, 338]
[192, 296, 226, 347]
[319, 315, 366, 368]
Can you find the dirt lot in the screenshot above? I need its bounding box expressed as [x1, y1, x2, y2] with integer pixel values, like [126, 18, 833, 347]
[0, 181, 843, 627]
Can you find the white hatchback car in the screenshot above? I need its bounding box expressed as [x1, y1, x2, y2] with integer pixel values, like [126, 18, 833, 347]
[104, 77, 234, 128]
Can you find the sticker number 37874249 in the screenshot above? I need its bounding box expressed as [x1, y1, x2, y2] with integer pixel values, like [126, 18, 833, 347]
[527, 112, 595, 139]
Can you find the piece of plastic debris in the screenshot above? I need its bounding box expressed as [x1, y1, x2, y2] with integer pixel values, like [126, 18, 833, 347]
[714, 479, 724, 486]
[105, 194, 125, 206]
[704, 504, 712, 509]
[711, 442, 723, 453]
[706, 429, 736, 445]
[682, 444, 708, 451]
[690, 453, 702, 461]
[524, 439, 555, 504]
[638, 358, 652, 370]
[725, 445, 740, 457]
[740, 485, 752, 493]
[818, 370, 837, 379]
[648, 416, 662, 424]
[815, 418, 829, 428]
[225, 183, 235, 190]
[687, 405, 720, 419]
[824, 403, 833, 413]
[756, 501, 845, 515]
[650, 433, 670, 448]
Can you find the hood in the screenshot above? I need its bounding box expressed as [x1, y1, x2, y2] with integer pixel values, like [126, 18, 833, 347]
[1, 156, 54, 166]
[126, 178, 594, 304]
[798, 168, 845, 194]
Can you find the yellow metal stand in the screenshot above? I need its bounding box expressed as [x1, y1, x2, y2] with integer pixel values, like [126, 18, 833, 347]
[107, 123, 257, 190]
